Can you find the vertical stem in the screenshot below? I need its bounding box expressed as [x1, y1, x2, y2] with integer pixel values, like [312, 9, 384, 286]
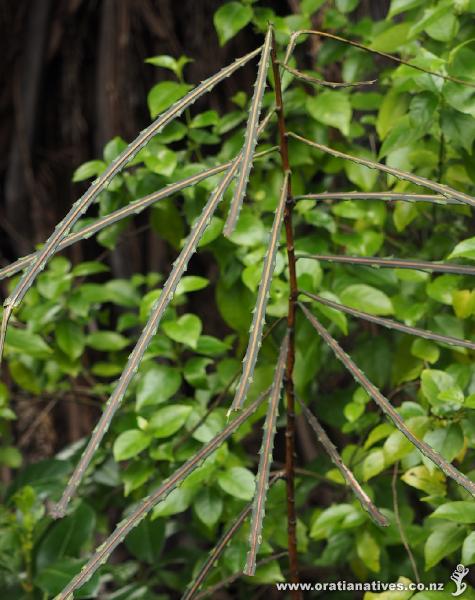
[271, 31, 302, 599]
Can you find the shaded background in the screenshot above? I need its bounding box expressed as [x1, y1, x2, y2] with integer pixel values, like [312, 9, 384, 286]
[0, 0, 389, 274]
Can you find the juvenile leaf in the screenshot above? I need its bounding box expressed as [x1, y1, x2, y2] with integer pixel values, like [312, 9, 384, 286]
[370, 23, 411, 53]
[147, 82, 192, 118]
[230, 174, 288, 412]
[288, 132, 475, 207]
[421, 370, 464, 413]
[388, 0, 426, 18]
[224, 25, 272, 235]
[86, 331, 130, 352]
[362, 450, 386, 481]
[401, 465, 446, 496]
[194, 488, 223, 528]
[424, 424, 464, 463]
[449, 237, 475, 260]
[356, 530, 380, 572]
[244, 337, 288, 575]
[55, 321, 85, 360]
[72, 160, 106, 182]
[462, 531, 475, 565]
[5, 328, 52, 358]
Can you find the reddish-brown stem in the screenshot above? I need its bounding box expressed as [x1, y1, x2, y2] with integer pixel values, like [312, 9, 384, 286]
[271, 31, 302, 598]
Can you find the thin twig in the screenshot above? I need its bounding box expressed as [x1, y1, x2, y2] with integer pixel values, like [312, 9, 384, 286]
[224, 26, 273, 235]
[284, 30, 475, 88]
[50, 159, 241, 519]
[278, 62, 376, 88]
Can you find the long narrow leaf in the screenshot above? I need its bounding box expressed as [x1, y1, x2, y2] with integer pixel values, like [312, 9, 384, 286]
[297, 398, 388, 526]
[50, 160, 240, 519]
[0, 146, 278, 283]
[0, 46, 262, 362]
[223, 26, 273, 236]
[244, 335, 288, 575]
[54, 391, 269, 600]
[300, 290, 475, 351]
[230, 174, 289, 412]
[279, 62, 376, 89]
[299, 303, 475, 498]
[295, 192, 459, 205]
[182, 472, 283, 600]
[288, 132, 475, 207]
[297, 254, 475, 276]
[284, 30, 475, 88]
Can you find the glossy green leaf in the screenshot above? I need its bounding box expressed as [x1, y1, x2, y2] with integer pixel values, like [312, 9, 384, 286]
[147, 82, 192, 118]
[86, 331, 130, 352]
[72, 160, 106, 182]
[424, 523, 466, 569]
[113, 430, 151, 461]
[340, 284, 394, 316]
[162, 314, 202, 348]
[148, 405, 192, 438]
[214, 2, 253, 46]
[430, 501, 475, 524]
[194, 488, 223, 527]
[136, 365, 182, 411]
[55, 321, 85, 360]
[307, 91, 352, 136]
[218, 466, 255, 500]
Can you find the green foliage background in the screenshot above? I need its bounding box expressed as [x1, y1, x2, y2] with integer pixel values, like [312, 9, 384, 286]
[1, 0, 475, 597]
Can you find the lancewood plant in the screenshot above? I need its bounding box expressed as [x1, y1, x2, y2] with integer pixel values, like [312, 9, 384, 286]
[2, 24, 475, 600]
